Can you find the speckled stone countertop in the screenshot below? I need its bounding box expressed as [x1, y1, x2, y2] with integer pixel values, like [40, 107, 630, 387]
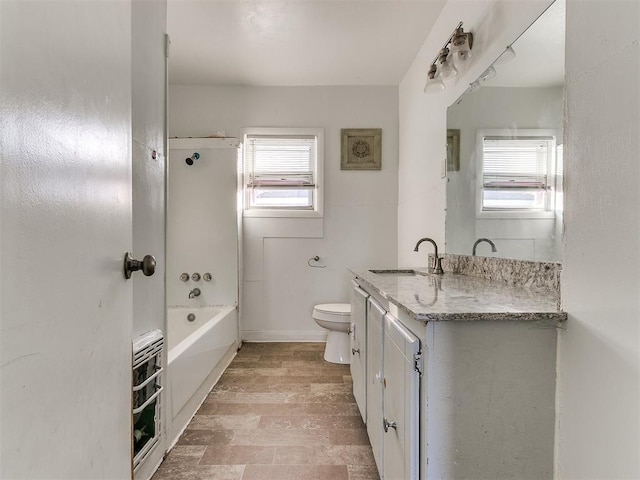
[351, 268, 566, 324]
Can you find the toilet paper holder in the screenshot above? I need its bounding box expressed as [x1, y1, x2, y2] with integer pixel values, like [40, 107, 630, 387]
[307, 256, 326, 268]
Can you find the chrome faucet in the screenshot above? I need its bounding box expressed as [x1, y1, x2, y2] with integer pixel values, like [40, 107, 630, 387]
[413, 237, 444, 274]
[188, 288, 201, 299]
[472, 238, 497, 256]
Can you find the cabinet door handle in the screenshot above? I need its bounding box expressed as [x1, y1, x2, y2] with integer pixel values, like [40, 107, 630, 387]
[352, 348, 360, 355]
[383, 418, 397, 432]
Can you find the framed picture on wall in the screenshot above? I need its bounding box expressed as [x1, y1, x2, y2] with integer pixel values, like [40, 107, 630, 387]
[447, 129, 460, 171]
[340, 128, 382, 170]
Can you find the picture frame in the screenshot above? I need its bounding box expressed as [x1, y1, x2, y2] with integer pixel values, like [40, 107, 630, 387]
[340, 128, 382, 170]
[446, 129, 460, 171]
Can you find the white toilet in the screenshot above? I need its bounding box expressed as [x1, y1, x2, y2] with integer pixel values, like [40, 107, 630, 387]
[312, 303, 351, 364]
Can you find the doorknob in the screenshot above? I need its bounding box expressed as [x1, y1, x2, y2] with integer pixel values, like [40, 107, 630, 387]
[383, 418, 397, 433]
[124, 252, 156, 279]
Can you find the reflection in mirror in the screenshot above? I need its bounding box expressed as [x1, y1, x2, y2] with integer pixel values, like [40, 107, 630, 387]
[446, 0, 565, 262]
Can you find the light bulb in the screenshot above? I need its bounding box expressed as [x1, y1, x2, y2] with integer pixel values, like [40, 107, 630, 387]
[424, 65, 445, 94]
[495, 46, 516, 65]
[468, 80, 481, 93]
[480, 65, 496, 82]
[437, 48, 458, 81]
[424, 77, 446, 94]
[450, 30, 473, 69]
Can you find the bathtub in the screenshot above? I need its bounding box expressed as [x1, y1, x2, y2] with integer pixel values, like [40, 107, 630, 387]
[167, 305, 238, 443]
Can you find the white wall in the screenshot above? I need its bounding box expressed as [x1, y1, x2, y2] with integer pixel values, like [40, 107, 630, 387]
[398, 0, 554, 267]
[132, 0, 167, 338]
[167, 139, 239, 309]
[446, 86, 563, 261]
[169, 86, 398, 341]
[557, 1, 640, 477]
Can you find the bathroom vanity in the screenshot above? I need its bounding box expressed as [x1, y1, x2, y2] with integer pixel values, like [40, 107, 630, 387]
[350, 265, 565, 480]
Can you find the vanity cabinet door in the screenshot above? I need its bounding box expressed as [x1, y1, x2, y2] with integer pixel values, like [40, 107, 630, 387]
[367, 297, 386, 476]
[350, 283, 369, 422]
[383, 314, 420, 480]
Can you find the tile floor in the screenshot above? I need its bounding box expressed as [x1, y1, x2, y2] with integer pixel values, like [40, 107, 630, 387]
[152, 342, 380, 480]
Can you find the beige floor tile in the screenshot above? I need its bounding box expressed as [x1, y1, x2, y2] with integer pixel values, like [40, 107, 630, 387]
[188, 414, 261, 430]
[273, 445, 376, 466]
[223, 367, 288, 376]
[328, 428, 372, 445]
[310, 383, 354, 394]
[198, 402, 360, 416]
[242, 464, 349, 480]
[285, 391, 355, 403]
[212, 382, 312, 394]
[230, 428, 331, 446]
[199, 445, 276, 465]
[156, 445, 207, 467]
[177, 429, 234, 445]
[207, 391, 293, 403]
[153, 464, 245, 480]
[258, 414, 365, 430]
[348, 464, 381, 480]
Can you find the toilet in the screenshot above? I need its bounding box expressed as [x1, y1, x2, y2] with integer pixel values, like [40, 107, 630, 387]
[312, 303, 351, 364]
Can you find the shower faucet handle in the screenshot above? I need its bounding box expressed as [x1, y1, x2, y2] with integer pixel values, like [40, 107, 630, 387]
[191, 272, 201, 281]
[180, 273, 190, 282]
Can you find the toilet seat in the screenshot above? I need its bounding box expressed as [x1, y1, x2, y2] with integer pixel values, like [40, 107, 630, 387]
[312, 303, 351, 323]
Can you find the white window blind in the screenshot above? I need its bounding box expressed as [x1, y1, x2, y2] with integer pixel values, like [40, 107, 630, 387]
[482, 136, 554, 211]
[245, 134, 317, 210]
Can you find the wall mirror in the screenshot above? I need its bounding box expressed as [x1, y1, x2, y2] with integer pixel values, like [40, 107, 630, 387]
[446, 0, 565, 262]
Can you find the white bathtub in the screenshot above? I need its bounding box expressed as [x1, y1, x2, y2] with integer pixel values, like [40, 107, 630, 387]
[167, 306, 238, 440]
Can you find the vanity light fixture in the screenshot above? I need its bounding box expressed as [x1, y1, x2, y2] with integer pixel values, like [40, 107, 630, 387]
[423, 22, 473, 95]
[494, 45, 516, 65]
[479, 65, 497, 82]
[464, 44, 515, 95]
[468, 80, 482, 93]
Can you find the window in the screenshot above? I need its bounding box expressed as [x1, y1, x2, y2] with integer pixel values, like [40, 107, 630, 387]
[243, 128, 323, 217]
[478, 129, 557, 217]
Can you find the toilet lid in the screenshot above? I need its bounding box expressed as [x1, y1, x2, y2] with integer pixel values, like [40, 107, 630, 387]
[314, 303, 351, 316]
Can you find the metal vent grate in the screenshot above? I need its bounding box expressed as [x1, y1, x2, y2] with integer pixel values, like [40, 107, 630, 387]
[132, 329, 164, 471]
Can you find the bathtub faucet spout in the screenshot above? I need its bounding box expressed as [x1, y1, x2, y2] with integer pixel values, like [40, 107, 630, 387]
[189, 288, 201, 299]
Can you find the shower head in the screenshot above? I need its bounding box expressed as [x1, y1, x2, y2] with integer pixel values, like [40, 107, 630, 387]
[185, 152, 200, 165]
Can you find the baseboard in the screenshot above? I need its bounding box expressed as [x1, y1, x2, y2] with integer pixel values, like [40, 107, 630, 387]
[241, 330, 328, 342]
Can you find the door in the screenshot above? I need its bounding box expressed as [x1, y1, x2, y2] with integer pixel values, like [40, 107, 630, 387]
[383, 314, 420, 480]
[350, 282, 369, 422]
[367, 297, 386, 476]
[1, 1, 135, 478]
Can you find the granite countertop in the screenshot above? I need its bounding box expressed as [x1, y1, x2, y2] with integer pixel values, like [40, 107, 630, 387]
[351, 268, 566, 324]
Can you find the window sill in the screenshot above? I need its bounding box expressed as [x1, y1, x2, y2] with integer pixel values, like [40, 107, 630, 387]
[476, 210, 556, 220]
[243, 209, 323, 219]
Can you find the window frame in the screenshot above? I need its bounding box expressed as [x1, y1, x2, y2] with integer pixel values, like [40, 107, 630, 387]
[242, 127, 324, 218]
[476, 129, 558, 219]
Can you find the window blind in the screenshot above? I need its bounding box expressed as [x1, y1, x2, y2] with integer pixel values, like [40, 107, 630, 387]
[246, 135, 316, 188]
[482, 136, 553, 190]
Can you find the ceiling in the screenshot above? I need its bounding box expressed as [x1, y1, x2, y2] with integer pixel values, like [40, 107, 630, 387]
[167, 0, 446, 86]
